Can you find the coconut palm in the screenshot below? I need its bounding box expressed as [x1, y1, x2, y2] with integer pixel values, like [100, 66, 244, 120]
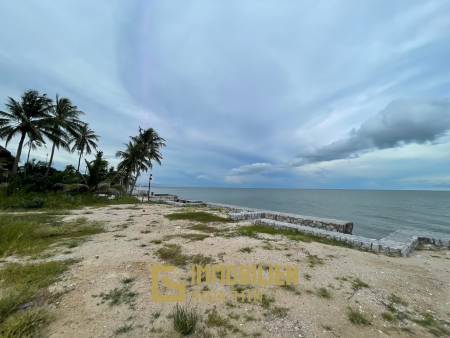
[116, 127, 165, 195]
[116, 140, 143, 193]
[0, 90, 52, 174]
[42, 95, 83, 174]
[25, 137, 44, 165]
[71, 123, 98, 173]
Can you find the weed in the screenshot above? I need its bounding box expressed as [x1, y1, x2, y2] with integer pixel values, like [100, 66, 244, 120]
[191, 254, 214, 266]
[172, 304, 198, 336]
[156, 244, 188, 266]
[412, 312, 450, 337]
[347, 307, 371, 325]
[97, 279, 137, 309]
[270, 306, 289, 318]
[316, 287, 332, 299]
[260, 294, 275, 309]
[114, 323, 133, 335]
[239, 247, 252, 253]
[381, 312, 395, 322]
[351, 278, 369, 291]
[306, 254, 324, 268]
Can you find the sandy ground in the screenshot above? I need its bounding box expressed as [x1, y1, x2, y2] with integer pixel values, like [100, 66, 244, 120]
[12, 203, 450, 337]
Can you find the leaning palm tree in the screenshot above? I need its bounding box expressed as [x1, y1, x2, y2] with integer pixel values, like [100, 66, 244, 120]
[42, 95, 83, 174]
[129, 128, 165, 194]
[116, 140, 143, 194]
[116, 127, 165, 195]
[0, 90, 52, 174]
[71, 123, 98, 173]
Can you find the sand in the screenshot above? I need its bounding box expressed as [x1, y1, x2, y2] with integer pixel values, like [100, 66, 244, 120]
[10, 203, 450, 337]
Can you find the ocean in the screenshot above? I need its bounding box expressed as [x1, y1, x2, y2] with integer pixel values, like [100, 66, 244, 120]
[148, 187, 450, 239]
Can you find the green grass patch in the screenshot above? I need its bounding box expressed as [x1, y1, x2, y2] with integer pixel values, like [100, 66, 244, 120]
[0, 308, 51, 338]
[0, 214, 103, 257]
[239, 247, 253, 253]
[0, 191, 138, 210]
[238, 224, 351, 247]
[156, 244, 189, 266]
[165, 212, 230, 223]
[0, 260, 73, 334]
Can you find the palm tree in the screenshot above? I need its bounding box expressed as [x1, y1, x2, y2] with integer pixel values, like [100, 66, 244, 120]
[116, 127, 165, 195]
[116, 140, 142, 194]
[71, 123, 98, 173]
[25, 137, 44, 166]
[0, 90, 52, 174]
[42, 95, 83, 174]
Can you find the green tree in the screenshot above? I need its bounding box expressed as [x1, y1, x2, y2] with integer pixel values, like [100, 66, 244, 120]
[85, 151, 108, 190]
[43, 95, 83, 174]
[0, 90, 52, 174]
[116, 127, 165, 195]
[71, 123, 98, 173]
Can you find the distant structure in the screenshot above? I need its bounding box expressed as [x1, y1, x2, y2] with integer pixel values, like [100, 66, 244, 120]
[0, 146, 14, 182]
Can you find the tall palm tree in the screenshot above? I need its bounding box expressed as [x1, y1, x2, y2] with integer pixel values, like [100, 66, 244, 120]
[71, 123, 98, 173]
[116, 140, 142, 193]
[116, 127, 165, 195]
[0, 90, 52, 174]
[43, 95, 83, 174]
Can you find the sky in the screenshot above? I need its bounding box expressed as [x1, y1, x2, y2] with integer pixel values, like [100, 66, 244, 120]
[1, 0, 450, 190]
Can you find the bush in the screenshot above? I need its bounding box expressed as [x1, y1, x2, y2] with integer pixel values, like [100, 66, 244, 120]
[19, 197, 45, 209]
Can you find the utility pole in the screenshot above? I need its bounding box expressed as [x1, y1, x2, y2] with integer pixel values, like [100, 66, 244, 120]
[147, 173, 152, 202]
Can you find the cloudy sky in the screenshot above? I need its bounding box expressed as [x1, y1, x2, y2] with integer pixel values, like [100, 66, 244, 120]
[1, 0, 450, 189]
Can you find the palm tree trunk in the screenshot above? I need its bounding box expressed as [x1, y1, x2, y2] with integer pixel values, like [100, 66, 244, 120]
[130, 171, 140, 196]
[26, 144, 32, 164]
[24, 143, 32, 176]
[11, 133, 26, 175]
[76, 150, 83, 173]
[47, 142, 56, 175]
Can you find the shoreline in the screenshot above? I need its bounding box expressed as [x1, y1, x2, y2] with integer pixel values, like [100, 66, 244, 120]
[143, 194, 450, 257]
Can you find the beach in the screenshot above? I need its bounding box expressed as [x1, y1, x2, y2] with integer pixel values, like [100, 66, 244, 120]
[2, 203, 448, 337]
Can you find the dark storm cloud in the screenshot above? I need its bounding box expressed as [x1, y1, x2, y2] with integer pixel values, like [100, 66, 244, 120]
[297, 100, 450, 163]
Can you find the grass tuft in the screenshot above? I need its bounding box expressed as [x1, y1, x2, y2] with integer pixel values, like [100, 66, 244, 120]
[172, 304, 198, 336]
[316, 287, 332, 299]
[0, 309, 50, 338]
[347, 307, 371, 326]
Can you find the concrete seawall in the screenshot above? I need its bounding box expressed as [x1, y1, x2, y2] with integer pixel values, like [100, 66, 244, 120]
[206, 202, 353, 234]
